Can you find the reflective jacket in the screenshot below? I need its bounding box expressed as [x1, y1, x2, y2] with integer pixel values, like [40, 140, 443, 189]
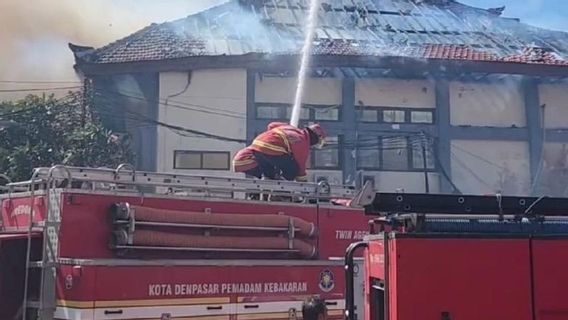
[232, 147, 257, 173]
[250, 122, 310, 181]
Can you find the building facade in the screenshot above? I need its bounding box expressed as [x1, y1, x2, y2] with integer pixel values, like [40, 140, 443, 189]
[70, 0, 568, 196]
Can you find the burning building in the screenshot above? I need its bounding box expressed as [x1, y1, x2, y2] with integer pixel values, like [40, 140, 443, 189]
[70, 0, 568, 196]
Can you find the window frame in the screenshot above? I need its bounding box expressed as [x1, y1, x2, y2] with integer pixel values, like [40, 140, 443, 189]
[355, 135, 437, 172]
[356, 106, 436, 124]
[173, 150, 231, 170]
[311, 135, 343, 170]
[255, 103, 341, 122]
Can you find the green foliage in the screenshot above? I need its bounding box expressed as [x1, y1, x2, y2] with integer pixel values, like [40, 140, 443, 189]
[0, 93, 134, 182]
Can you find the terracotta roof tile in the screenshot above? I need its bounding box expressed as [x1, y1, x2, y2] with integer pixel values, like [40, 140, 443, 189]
[71, 0, 568, 68]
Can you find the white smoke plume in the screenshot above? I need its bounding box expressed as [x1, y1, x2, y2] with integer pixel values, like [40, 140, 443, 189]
[0, 0, 227, 100]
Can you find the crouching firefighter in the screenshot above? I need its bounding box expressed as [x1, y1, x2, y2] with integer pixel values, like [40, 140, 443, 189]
[233, 122, 327, 182]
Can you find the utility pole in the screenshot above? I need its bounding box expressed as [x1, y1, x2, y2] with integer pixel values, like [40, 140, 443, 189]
[421, 132, 430, 194]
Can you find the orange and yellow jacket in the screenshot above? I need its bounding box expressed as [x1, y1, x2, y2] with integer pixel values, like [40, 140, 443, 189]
[249, 122, 310, 182]
[233, 147, 257, 173]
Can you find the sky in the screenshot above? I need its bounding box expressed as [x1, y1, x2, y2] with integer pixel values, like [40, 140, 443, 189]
[0, 0, 566, 100]
[461, 0, 568, 32]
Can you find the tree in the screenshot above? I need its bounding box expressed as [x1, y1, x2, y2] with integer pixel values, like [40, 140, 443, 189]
[0, 92, 134, 182]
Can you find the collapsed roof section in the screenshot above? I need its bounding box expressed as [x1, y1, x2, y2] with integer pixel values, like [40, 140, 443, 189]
[70, 0, 568, 73]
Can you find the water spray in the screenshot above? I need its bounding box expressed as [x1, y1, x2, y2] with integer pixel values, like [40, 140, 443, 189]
[290, 0, 321, 128]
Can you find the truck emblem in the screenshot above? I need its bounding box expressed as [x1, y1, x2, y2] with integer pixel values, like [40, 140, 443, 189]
[319, 269, 335, 292]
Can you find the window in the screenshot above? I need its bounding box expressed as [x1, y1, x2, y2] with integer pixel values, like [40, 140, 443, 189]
[411, 139, 435, 169]
[382, 110, 405, 123]
[313, 136, 341, 169]
[357, 136, 380, 169]
[359, 108, 379, 122]
[285, 106, 310, 120]
[254, 103, 340, 121]
[256, 105, 281, 119]
[381, 136, 408, 170]
[411, 111, 434, 124]
[314, 106, 340, 121]
[174, 151, 230, 170]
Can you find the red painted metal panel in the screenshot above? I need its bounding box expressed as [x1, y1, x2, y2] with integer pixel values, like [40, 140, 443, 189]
[317, 207, 369, 258]
[58, 192, 368, 260]
[391, 237, 532, 320]
[1, 196, 46, 230]
[56, 265, 97, 305]
[532, 239, 568, 320]
[90, 264, 344, 301]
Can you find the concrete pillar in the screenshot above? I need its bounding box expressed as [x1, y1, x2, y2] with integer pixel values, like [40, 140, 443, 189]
[523, 77, 543, 195]
[435, 79, 453, 193]
[342, 77, 357, 185]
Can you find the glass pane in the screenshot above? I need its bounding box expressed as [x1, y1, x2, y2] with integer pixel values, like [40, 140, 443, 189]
[381, 137, 408, 170]
[314, 107, 339, 121]
[285, 106, 310, 120]
[174, 152, 201, 169]
[411, 141, 435, 169]
[357, 136, 380, 168]
[314, 136, 339, 168]
[359, 109, 378, 122]
[411, 111, 434, 124]
[203, 153, 229, 170]
[383, 110, 405, 123]
[256, 105, 281, 119]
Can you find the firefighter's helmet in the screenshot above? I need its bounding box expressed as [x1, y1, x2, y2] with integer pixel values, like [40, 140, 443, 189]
[307, 123, 327, 148]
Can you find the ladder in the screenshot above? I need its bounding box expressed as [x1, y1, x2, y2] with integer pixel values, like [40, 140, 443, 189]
[8, 164, 358, 319]
[19, 164, 357, 200]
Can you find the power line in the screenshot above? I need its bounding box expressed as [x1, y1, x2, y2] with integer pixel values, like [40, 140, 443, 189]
[94, 99, 246, 143]
[0, 80, 81, 84]
[0, 86, 81, 93]
[95, 88, 246, 119]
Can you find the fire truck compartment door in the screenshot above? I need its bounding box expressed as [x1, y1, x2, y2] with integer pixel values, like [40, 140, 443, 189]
[532, 238, 568, 320]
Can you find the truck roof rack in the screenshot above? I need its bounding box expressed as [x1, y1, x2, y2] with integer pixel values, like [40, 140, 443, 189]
[4, 164, 356, 200]
[361, 192, 568, 218]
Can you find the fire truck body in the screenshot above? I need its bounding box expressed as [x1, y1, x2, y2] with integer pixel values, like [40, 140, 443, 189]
[345, 192, 568, 320]
[0, 165, 369, 320]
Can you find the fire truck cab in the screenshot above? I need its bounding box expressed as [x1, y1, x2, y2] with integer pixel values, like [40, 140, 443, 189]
[344, 190, 568, 320]
[0, 164, 370, 320]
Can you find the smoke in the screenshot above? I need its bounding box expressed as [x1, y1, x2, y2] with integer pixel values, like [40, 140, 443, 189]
[0, 0, 226, 100]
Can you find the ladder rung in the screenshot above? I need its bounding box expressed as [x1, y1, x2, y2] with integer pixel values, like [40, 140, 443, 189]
[31, 166, 356, 199]
[29, 261, 43, 268]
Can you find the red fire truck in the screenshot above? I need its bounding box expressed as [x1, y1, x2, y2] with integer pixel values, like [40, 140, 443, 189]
[0, 164, 370, 320]
[344, 191, 568, 320]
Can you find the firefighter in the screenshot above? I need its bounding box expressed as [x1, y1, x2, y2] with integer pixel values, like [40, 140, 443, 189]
[232, 146, 278, 179]
[233, 122, 326, 182]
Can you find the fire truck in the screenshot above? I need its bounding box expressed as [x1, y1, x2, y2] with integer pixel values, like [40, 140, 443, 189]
[344, 190, 568, 320]
[0, 164, 370, 320]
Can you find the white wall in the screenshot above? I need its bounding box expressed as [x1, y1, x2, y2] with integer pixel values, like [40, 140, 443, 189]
[255, 76, 342, 105]
[539, 84, 568, 128]
[158, 69, 247, 176]
[355, 79, 435, 107]
[450, 140, 530, 195]
[450, 81, 526, 127]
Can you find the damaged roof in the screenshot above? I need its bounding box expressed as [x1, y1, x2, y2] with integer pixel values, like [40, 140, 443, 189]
[70, 0, 568, 69]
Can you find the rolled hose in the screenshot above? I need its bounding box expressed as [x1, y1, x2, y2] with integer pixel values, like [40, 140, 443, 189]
[111, 203, 316, 238]
[112, 229, 316, 258]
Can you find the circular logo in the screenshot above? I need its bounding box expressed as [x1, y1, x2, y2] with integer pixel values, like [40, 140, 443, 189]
[319, 269, 335, 292]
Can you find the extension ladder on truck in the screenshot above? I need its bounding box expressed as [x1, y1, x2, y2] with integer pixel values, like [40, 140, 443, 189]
[3, 163, 358, 320]
[344, 192, 568, 320]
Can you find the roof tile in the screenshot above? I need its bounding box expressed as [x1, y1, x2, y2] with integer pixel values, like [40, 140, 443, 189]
[71, 0, 568, 67]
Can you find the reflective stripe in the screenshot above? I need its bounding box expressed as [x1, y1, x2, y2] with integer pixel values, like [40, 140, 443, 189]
[233, 159, 256, 166]
[252, 140, 288, 154]
[272, 128, 291, 153]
